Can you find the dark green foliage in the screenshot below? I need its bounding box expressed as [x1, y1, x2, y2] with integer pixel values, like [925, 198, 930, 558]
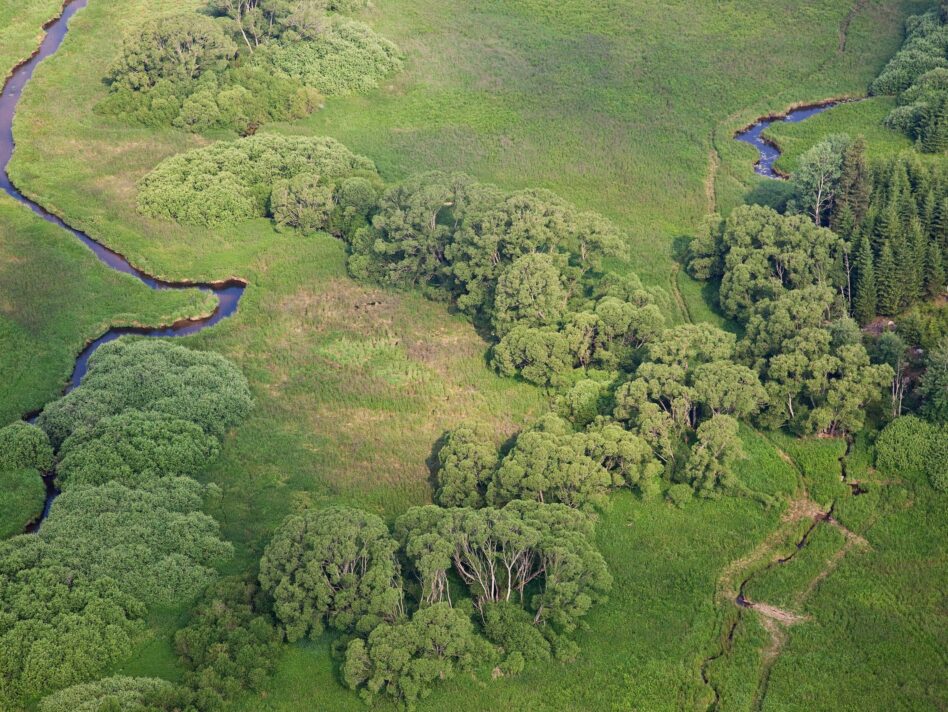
[259, 506, 403, 641]
[0, 536, 145, 707]
[492, 326, 574, 388]
[175, 577, 281, 711]
[492, 253, 569, 336]
[251, 17, 401, 96]
[270, 173, 335, 234]
[138, 134, 376, 227]
[37, 339, 253, 448]
[919, 336, 948, 422]
[56, 410, 219, 489]
[434, 424, 498, 508]
[875, 416, 935, 479]
[853, 234, 877, 324]
[38, 676, 188, 712]
[342, 603, 494, 707]
[0, 421, 54, 471]
[665, 483, 693, 507]
[481, 601, 552, 662]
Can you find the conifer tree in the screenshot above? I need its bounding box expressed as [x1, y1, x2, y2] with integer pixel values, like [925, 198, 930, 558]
[877, 240, 901, 315]
[854, 235, 877, 324]
[833, 137, 870, 228]
[926, 240, 946, 298]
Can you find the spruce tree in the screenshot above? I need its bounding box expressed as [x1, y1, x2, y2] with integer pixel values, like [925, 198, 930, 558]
[926, 241, 946, 299]
[834, 136, 871, 228]
[877, 240, 901, 316]
[854, 234, 878, 324]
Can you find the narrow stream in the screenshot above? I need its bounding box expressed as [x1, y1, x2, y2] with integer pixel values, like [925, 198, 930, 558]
[734, 102, 842, 177]
[2, 0, 245, 529]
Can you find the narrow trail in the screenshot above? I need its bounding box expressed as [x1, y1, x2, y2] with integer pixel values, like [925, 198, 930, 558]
[839, 0, 869, 53]
[699, 443, 869, 712]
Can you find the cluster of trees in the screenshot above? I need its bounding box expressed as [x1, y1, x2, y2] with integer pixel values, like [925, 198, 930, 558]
[0, 422, 52, 536]
[0, 340, 253, 709]
[98, 1, 399, 133]
[691, 205, 895, 435]
[254, 499, 611, 707]
[137, 134, 379, 227]
[870, 7, 948, 152]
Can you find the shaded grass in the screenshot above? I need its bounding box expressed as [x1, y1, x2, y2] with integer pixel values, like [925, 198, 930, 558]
[0, 194, 213, 424]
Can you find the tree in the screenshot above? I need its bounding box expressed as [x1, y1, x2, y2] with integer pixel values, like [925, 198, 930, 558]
[492, 253, 568, 336]
[833, 137, 871, 228]
[581, 421, 662, 492]
[492, 326, 574, 388]
[270, 173, 335, 233]
[488, 417, 612, 511]
[876, 240, 901, 316]
[683, 415, 744, 497]
[0, 422, 53, 472]
[107, 15, 237, 92]
[793, 135, 849, 225]
[343, 603, 494, 707]
[925, 240, 946, 298]
[871, 331, 910, 417]
[55, 410, 219, 489]
[434, 425, 498, 508]
[853, 234, 878, 324]
[805, 345, 892, 436]
[919, 337, 948, 422]
[258, 506, 403, 641]
[692, 361, 767, 418]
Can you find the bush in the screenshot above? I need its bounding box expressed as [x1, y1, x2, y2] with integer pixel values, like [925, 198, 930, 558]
[38, 676, 188, 712]
[252, 18, 401, 96]
[175, 577, 281, 711]
[925, 426, 948, 492]
[271, 173, 335, 233]
[481, 601, 551, 662]
[0, 467, 46, 538]
[56, 410, 219, 489]
[875, 416, 935, 479]
[138, 134, 376, 227]
[666, 483, 693, 508]
[259, 506, 403, 641]
[0, 421, 53, 471]
[37, 339, 253, 448]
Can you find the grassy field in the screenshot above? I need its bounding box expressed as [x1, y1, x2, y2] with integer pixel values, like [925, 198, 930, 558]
[0, 0, 63, 77]
[1, 0, 944, 710]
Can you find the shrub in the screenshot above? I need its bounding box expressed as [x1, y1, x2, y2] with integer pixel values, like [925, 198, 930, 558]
[138, 134, 376, 227]
[175, 577, 281, 711]
[481, 601, 551, 662]
[38, 676, 188, 712]
[926, 428, 948, 492]
[0, 421, 53, 471]
[875, 416, 936, 479]
[56, 410, 219, 489]
[252, 18, 401, 96]
[666, 483, 693, 507]
[0, 467, 46, 538]
[37, 339, 253, 448]
[259, 506, 403, 641]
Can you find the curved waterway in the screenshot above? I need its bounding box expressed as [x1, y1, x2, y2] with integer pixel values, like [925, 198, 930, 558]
[734, 101, 843, 177]
[2, 0, 245, 529]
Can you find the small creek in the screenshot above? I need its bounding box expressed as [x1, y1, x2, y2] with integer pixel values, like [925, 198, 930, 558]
[734, 101, 843, 177]
[2, 0, 245, 530]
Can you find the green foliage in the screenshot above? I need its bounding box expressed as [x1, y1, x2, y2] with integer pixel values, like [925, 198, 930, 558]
[919, 336, 948, 422]
[39, 478, 232, 605]
[138, 134, 376, 227]
[481, 601, 551, 662]
[270, 173, 335, 234]
[793, 134, 851, 224]
[0, 421, 54, 471]
[875, 415, 934, 479]
[492, 253, 568, 336]
[56, 410, 219, 489]
[259, 506, 403, 641]
[492, 326, 574, 388]
[665, 483, 693, 508]
[343, 603, 494, 707]
[38, 676, 188, 712]
[0, 536, 145, 707]
[37, 339, 253, 448]
[175, 577, 281, 712]
[434, 424, 498, 508]
[0, 467, 46, 539]
[251, 17, 401, 96]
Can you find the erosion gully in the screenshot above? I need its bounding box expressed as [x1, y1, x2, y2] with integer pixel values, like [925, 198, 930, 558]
[2, 0, 245, 531]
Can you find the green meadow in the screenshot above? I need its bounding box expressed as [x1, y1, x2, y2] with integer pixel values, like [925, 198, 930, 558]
[0, 0, 944, 710]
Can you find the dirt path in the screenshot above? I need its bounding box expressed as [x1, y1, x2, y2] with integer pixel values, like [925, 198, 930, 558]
[839, 0, 869, 53]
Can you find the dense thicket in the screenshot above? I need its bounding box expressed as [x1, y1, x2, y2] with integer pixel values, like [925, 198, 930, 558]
[0, 422, 52, 536]
[99, 1, 400, 132]
[0, 421, 53, 471]
[138, 134, 378, 227]
[875, 415, 947, 491]
[870, 9, 948, 152]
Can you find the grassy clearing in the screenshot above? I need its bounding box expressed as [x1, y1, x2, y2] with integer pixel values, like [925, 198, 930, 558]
[0, 195, 212, 424]
[763, 97, 916, 174]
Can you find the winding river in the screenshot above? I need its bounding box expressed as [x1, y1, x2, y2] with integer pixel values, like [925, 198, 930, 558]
[735, 101, 842, 177]
[2, 0, 244, 530]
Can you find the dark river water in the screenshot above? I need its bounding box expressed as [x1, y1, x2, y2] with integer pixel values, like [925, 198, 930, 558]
[734, 102, 840, 177]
